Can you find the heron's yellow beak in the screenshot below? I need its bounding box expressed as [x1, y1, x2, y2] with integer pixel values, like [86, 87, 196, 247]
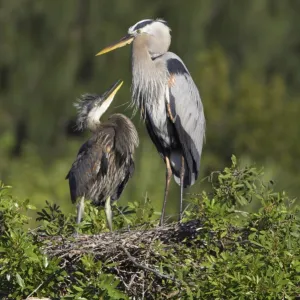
[96, 34, 134, 56]
[104, 79, 124, 103]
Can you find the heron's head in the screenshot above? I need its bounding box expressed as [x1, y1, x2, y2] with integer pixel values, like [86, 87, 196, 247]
[96, 19, 171, 58]
[74, 80, 123, 131]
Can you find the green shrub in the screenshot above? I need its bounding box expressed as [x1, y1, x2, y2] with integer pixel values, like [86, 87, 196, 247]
[0, 156, 299, 299]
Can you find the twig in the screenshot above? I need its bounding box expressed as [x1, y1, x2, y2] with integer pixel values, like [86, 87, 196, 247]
[121, 246, 179, 284]
[25, 282, 44, 299]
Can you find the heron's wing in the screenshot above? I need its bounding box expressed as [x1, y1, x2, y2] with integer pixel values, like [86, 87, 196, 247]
[65, 140, 93, 180]
[66, 128, 115, 203]
[111, 158, 135, 201]
[164, 52, 205, 185]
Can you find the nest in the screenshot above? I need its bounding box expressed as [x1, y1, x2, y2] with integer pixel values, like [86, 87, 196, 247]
[40, 220, 208, 298]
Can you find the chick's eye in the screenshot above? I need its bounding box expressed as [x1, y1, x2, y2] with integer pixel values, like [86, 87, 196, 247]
[136, 29, 141, 34]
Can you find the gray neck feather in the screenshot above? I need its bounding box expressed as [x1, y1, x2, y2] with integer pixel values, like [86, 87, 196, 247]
[131, 35, 168, 118]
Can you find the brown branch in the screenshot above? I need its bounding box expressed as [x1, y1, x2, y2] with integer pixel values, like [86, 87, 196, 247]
[120, 245, 179, 284]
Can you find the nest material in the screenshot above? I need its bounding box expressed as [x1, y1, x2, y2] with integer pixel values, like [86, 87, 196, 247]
[40, 220, 207, 298]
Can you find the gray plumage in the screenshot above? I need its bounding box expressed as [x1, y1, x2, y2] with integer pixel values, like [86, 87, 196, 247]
[66, 81, 139, 230]
[132, 46, 205, 187]
[96, 19, 205, 225]
[129, 20, 205, 223]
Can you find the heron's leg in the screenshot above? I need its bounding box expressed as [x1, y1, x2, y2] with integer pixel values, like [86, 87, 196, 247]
[159, 156, 172, 226]
[105, 196, 113, 231]
[179, 156, 185, 223]
[76, 196, 85, 224]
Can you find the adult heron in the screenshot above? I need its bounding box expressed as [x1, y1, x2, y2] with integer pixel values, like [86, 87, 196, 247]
[96, 19, 205, 225]
[66, 80, 139, 231]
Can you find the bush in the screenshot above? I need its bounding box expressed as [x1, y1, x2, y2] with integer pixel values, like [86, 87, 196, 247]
[0, 156, 299, 299]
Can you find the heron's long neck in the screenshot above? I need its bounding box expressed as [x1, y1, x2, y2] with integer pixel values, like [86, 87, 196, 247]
[109, 114, 139, 153]
[131, 36, 167, 116]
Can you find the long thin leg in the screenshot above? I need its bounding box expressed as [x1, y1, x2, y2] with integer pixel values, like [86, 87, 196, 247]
[159, 156, 172, 226]
[76, 196, 85, 224]
[179, 156, 185, 223]
[105, 196, 113, 231]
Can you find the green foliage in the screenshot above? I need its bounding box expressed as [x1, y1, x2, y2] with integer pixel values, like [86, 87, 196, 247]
[209, 155, 263, 207]
[162, 157, 300, 299]
[0, 183, 61, 299]
[1, 158, 300, 299]
[36, 201, 75, 236]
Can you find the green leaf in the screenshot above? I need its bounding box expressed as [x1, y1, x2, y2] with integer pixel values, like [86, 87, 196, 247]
[26, 204, 36, 210]
[43, 256, 48, 268]
[16, 273, 25, 289]
[73, 285, 84, 292]
[231, 155, 237, 166]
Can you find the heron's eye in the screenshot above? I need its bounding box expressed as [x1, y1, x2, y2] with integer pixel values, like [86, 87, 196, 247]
[136, 29, 141, 34]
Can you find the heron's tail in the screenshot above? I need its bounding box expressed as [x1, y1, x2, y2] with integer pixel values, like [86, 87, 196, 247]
[170, 150, 197, 188]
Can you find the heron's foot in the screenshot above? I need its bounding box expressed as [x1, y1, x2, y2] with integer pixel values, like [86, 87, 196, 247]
[178, 214, 183, 224]
[76, 196, 85, 224]
[105, 197, 113, 232]
[72, 231, 80, 238]
[178, 208, 184, 223]
[159, 215, 164, 227]
[107, 221, 113, 232]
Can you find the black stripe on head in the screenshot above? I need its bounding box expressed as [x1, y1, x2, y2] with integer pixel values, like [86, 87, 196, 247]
[167, 58, 189, 75]
[134, 20, 154, 31]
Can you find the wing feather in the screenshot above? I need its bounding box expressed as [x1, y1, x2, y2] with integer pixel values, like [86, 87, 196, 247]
[165, 52, 205, 185]
[66, 127, 115, 203]
[111, 158, 135, 201]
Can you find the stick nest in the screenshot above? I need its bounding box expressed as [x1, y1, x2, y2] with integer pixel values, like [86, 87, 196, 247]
[40, 220, 208, 298]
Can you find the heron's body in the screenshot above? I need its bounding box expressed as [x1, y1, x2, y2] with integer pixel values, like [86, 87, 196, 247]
[66, 114, 138, 206]
[132, 42, 204, 187]
[97, 19, 205, 224]
[66, 81, 139, 230]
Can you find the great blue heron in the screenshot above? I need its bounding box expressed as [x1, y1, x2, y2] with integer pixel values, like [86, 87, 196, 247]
[96, 19, 205, 225]
[66, 80, 139, 231]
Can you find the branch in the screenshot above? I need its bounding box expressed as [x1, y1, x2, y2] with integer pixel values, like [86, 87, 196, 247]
[120, 246, 179, 284]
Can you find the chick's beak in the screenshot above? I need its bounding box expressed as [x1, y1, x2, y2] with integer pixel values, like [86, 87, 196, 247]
[102, 79, 124, 104]
[96, 34, 134, 56]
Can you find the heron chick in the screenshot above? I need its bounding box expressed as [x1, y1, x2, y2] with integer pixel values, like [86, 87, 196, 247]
[66, 80, 139, 231]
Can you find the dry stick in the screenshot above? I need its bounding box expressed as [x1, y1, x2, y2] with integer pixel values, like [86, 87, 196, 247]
[25, 282, 45, 299]
[120, 246, 180, 284]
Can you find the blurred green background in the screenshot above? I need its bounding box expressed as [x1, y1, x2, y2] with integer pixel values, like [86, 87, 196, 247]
[1, 0, 300, 220]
